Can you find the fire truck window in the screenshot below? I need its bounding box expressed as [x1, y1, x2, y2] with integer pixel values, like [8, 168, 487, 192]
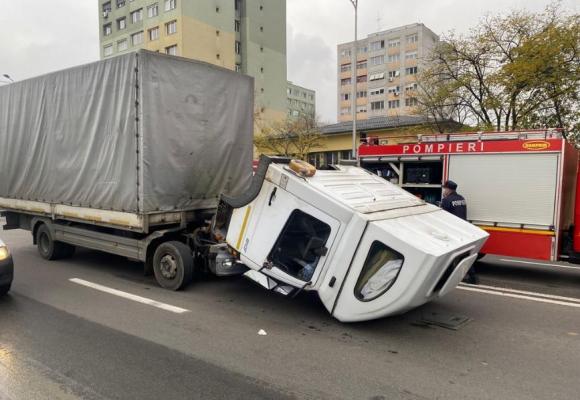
[269, 209, 331, 282]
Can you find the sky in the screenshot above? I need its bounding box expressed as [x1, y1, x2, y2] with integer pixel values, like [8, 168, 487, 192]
[0, 0, 577, 123]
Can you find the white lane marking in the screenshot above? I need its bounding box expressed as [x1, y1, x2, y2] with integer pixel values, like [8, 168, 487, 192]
[69, 278, 190, 314]
[459, 283, 580, 304]
[499, 259, 580, 270]
[457, 286, 580, 309]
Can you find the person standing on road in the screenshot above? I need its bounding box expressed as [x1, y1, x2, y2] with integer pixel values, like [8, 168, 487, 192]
[441, 180, 478, 284]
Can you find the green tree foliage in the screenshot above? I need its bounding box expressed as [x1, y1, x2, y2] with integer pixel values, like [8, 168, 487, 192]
[254, 115, 322, 160]
[417, 2, 579, 139]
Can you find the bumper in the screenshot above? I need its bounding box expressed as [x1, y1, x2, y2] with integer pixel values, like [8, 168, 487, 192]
[0, 256, 14, 286]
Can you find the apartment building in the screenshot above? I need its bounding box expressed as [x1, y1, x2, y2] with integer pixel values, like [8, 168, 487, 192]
[98, 0, 287, 121]
[287, 81, 316, 118]
[336, 23, 439, 122]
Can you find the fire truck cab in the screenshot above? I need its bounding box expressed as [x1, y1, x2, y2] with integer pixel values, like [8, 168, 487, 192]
[359, 129, 580, 263]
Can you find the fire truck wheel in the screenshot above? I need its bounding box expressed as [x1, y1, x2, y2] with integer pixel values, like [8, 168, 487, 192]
[153, 241, 194, 291]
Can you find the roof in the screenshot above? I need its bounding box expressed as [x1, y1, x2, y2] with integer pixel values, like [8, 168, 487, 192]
[321, 116, 438, 135]
[270, 164, 424, 214]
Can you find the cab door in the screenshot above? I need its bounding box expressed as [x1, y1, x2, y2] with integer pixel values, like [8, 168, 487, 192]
[331, 222, 408, 322]
[241, 183, 340, 287]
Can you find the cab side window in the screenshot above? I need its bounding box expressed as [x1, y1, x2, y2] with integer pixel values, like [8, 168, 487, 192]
[269, 210, 331, 281]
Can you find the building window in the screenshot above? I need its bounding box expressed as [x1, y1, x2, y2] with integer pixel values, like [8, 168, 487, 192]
[357, 90, 367, 98]
[405, 51, 418, 60]
[131, 31, 144, 45]
[340, 107, 351, 115]
[117, 0, 126, 8]
[369, 72, 385, 81]
[103, 2, 112, 13]
[341, 78, 352, 86]
[357, 105, 367, 113]
[149, 26, 160, 41]
[388, 38, 400, 48]
[405, 83, 418, 92]
[405, 66, 418, 75]
[166, 20, 177, 35]
[341, 93, 350, 101]
[357, 61, 367, 69]
[340, 49, 351, 57]
[357, 75, 367, 83]
[340, 64, 351, 73]
[131, 9, 143, 23]
[388, 100, 400, 109]
[165, 0, 176, 11]
[260, 26, 263, 32]
[369, 40, 385, 51]
[235, 41, 241, 55]
[165, 45, 177, 56]
[370, 55, 384, 66]
[118, 39, 128, 51]
[148, 3, 159, 17]
[371, 101, 384, 110]
[370, 88, 385, 96]
[358, 46, 368, 54]
[235, 20, 241, 32]
[103, 23, 112, 36]
[117, 17, 126, 30]
[235, 63, 242, 72]
[388, 70, 401, 78]
[406, 33, 419, 44]
[387, 86, 400, 94]
[388, 54, 401, 63]
[405, 97, 418, 107]
[104, 44, 113, 57]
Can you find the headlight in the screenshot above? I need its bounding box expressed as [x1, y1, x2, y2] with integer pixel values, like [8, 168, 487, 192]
[354, 241, 404, 301]
[0, 246, 9, 261]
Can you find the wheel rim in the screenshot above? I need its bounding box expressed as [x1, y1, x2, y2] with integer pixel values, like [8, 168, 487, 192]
[159, 254, 178, 280]
[39, 233, 50, 254]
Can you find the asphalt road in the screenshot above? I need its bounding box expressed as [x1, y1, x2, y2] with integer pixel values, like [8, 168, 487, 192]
[1, 225, 579, 400]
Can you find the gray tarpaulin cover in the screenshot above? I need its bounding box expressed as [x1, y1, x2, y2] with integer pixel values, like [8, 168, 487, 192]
[0, 50, 254, 214]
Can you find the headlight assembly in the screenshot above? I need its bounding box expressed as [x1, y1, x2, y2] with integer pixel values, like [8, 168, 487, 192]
[0, 246, 10, 261]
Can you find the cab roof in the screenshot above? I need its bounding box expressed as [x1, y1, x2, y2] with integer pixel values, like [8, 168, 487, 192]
[269, 164, 425, 214]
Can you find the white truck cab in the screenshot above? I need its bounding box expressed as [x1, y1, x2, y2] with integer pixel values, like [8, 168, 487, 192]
[224, 158, 488, 322]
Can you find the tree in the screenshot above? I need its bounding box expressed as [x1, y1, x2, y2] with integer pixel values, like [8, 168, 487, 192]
[254, 115, 322, 160]
[416, 2, 579, 137]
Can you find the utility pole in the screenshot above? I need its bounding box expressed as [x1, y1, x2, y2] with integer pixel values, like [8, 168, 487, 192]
[348, 0, 358, 160]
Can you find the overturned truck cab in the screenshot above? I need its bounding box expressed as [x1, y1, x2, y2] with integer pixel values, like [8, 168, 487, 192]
[220, 157, 489, 322]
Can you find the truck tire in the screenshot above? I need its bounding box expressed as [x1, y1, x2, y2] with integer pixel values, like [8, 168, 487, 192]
[152, 241, 194, 291]
[36, 224, 76, 260]
[0, 284, 10, 297]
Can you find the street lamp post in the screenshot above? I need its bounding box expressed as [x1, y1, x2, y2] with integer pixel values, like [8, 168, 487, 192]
[348, 0, 358, 160]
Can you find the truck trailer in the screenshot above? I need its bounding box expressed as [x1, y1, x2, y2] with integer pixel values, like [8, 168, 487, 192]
[0, 51, 488, 322]
[359, 129, 579, 263]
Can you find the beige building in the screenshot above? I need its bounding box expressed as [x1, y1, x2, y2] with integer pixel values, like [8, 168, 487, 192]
[99, 0, 287, 122]
[337, 23, 439, 122]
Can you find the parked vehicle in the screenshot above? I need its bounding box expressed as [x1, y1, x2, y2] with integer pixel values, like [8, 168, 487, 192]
[0, 238, 14, 296]
[359, 129, 579, 263]
[0, 51, 488, 321]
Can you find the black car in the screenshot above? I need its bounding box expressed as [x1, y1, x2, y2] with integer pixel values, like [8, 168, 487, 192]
[0, 238, 13, 296]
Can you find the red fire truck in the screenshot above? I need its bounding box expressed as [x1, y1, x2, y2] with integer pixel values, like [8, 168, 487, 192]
[359, 129, 580, 262]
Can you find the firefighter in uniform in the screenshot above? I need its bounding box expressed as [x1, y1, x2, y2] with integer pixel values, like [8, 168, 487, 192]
[441, 180, 478, 284]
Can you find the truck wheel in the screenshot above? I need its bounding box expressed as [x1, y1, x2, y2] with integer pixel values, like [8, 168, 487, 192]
[0, 284, 10, 297]
[152, 241, 194, 291]
[36, 225, 76, 260]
